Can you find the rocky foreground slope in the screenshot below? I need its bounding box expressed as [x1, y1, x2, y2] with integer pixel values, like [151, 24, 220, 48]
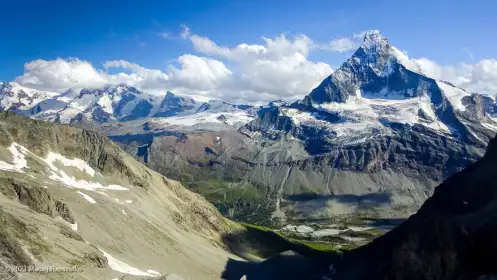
[0, 111, 245, 280]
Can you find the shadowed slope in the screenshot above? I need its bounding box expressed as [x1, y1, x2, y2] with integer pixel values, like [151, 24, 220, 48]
[328, 136, 497, 280]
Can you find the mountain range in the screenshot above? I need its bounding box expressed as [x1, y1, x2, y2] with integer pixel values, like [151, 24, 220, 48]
[2, 30, 497, 280]
[1, 30, 496, 225]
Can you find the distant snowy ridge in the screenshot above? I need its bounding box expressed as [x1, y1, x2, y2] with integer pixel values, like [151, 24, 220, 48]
[0, 82, 59, 111]
[0, 82, 256, 128]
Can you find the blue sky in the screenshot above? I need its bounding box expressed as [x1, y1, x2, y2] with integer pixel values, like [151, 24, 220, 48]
[1, 0, 497, 102]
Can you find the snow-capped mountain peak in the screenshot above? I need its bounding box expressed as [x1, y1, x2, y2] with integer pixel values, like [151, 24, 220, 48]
[77, 84, 141, 98]
[354, 30, 421, 76]
[255, 31, 497, 148]
[112, 83, 142, 95]
[306, 31, 436, 104]
[360, 30, 389, 54]
[0, 82, 59, 111]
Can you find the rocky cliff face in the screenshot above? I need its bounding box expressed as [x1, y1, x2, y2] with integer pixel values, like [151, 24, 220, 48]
[0, 111, 240, 280]
[326, 135, 497, 280]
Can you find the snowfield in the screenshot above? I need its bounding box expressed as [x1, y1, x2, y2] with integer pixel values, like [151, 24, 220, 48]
[436, 81, 471, 112]
[45, 152, 96, 177]
[0, 143, 130, 193]
[42, 152, 129, 191]
[99, 249, 161, 277]
[77, 191, 97, 204]
[0, 142, 29, 173]
[151, 110, 255, 127]
[278, 94, 452, 138]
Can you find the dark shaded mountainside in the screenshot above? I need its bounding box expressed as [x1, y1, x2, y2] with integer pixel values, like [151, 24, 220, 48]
[222, 134, 497, 280]
[318, 135, 497, 280]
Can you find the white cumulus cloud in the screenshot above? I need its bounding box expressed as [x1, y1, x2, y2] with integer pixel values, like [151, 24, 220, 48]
[320, 37, 359, 53]
[102, 60, 169, 92]
[16, 58, 108, 91]
[14, 55, 233, 97]
[316, 31, 368, 53]
[167, 54, 232, 91]
[416, 58, 497, 94]
[184, 27, 333, 101]
[13, 27, 335, 103]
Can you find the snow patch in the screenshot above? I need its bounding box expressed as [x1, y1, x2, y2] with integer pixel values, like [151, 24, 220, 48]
[279, 108, 313, 126]
[482, 122, 497, 132]
[99, 249, 161, 277]
[95, 191, 109, 197]
[97, 95, 114, 114]
[151, 111, 254, 127]
[437, 81, 470, 111]
[280, 224, 314, 234]
[42, 152, 129, 191]
[390, 46, 422, 73]
[347, 226, 373, 232]
[121, 209, 127, 216]
[185, 94, 212, 103]
[55, 217, 78, 231]
[340, 236, 366, 242]
[311, 228, 346, 237]
[45, 152, 96, 177]
[70, 223, 78, 231]
[147, 270, 161, 276]
[77, 191, 97, 204]
[0, 143, 29, 173]
[281, 224, 374, 238]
